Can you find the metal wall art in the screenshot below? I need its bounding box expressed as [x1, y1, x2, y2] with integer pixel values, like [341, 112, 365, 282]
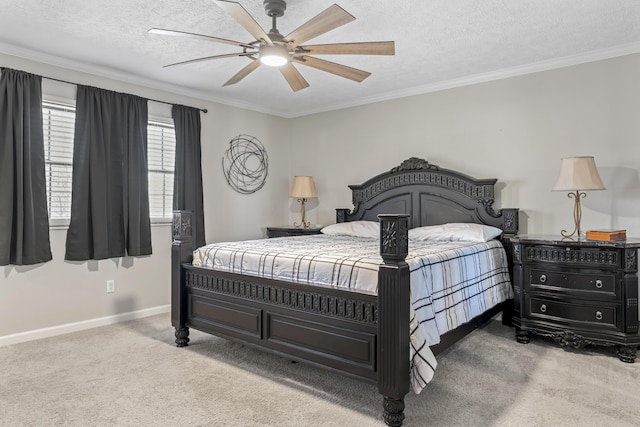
[222, 134, 269, 194]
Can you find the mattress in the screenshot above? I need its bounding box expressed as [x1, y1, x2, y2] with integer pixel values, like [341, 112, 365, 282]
[192, 234, 512, 393]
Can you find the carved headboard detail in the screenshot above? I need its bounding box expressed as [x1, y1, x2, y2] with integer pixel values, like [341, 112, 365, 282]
[337, 157, 518, 235]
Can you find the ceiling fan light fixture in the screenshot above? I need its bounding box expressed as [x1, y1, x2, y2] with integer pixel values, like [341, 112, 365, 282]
[259, 44, 289, 66]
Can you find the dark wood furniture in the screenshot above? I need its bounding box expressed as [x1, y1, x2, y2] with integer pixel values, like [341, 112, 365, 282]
[509, 234, 640, 362]
[171, 157, 518, 426]
[266, 226, 322, 238]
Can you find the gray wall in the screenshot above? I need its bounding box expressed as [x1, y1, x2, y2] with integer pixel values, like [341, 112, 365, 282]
[0, 53, 290, 342]
[288, 54, 640, 236]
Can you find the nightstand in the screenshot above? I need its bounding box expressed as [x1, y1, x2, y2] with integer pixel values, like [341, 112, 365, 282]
[509, 235, 640, 362]
[266, 226, 322, 238]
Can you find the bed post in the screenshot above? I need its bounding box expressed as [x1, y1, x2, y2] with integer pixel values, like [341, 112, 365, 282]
[172, 210, 194, 347]
[336, 208, 349, 223]
[377, 214, 411, 427]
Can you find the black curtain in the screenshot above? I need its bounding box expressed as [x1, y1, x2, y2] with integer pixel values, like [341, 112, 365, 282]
[172, 105, 205, 248]
[65, 86, 151, 260]
[0, 68, 52, 266]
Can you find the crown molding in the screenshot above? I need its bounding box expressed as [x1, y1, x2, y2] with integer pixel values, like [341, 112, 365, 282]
[0, 43, 277, 116]
[286, 42, 640, 118]
[2, 41, 640, 119]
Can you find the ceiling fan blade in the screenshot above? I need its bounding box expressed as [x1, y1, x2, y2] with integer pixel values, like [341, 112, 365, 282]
[223, 60, 261, 86]
[214, 0, 272, 44]
[164, 53, 254, 68]
[279, 63, 310, 92]
[285, 4, 355, 47]
[298, 41, 395, 56]
[292, 56, 371, 83]
[148, 28, 255, 49]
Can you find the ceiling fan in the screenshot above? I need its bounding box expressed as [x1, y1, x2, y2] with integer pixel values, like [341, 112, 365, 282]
[149, 0, 395, 92]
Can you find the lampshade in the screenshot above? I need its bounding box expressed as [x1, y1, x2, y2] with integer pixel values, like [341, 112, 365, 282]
[552, 156, 606, 191]
[289, 176, 317, 198]
[259, 44, 289, 67]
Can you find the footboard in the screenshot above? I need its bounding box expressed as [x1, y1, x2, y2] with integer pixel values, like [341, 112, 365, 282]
[183, 266, 380, 380]
[171, 211, 411, 426]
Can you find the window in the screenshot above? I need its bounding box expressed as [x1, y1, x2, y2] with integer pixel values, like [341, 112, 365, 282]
[43, 101, 75, 224]
[147, 121, 176, 221]
[42, 100, 176, 225]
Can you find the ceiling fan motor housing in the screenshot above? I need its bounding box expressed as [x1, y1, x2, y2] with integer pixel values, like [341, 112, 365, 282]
[264, 0, 286, 17]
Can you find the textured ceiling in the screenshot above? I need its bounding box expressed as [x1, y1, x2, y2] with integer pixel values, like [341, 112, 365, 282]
[1, 0, 640, 117]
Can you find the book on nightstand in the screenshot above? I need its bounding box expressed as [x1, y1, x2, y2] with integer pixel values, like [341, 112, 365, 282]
[585, 229, 627, 241]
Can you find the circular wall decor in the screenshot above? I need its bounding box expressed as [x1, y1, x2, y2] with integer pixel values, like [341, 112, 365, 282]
[222, 134, 269, 194]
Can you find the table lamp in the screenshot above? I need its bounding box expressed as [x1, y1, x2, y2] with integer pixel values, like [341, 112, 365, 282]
[552, 156, 605, 238]
[289, 176, 317, 229]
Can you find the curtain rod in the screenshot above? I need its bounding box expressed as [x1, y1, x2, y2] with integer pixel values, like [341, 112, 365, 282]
[38, 72, 208, 114]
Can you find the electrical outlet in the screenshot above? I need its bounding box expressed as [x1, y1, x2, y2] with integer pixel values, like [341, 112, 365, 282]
[106, 280, 115, 293]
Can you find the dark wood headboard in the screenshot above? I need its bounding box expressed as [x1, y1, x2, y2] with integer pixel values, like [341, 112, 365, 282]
[336, 157, 518, 235]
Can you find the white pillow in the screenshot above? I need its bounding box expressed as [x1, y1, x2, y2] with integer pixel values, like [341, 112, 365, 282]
[321, 221, 379, 238]
[408, 223, 502, 243]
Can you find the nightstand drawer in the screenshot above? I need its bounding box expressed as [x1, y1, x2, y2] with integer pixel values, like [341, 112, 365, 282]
[526, 297, 620, 330]
[526, 267, 619, 298]
[524, 245, 620, 268]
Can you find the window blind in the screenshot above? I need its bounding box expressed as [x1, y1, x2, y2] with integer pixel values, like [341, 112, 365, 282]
[43, 101, 74, 223]
[147, 120, 176, 221]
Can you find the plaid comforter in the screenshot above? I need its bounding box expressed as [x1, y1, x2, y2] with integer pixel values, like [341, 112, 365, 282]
[192, 234, 512, 393]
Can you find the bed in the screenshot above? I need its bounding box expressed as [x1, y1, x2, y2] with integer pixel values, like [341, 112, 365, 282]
[171, 157, 519, 426]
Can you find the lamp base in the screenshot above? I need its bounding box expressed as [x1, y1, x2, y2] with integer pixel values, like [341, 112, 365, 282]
[560, 190, 585, 239]
[293, 222, 312, 229]
[293, 198, 311, 229]
[560, 228, 582, 239]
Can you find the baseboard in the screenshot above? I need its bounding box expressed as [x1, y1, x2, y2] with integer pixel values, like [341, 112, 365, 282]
[0, 304, 171, 347]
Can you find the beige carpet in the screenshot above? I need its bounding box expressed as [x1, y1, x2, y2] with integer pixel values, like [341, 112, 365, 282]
[1, 313, 639, 427]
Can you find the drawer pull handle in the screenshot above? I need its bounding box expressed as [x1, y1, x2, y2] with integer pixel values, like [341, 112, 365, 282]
[595, 280, 603, 289]
[540, 304, 547, 313]
[539, 274, 547, 283]
[595, 311, 603, 320]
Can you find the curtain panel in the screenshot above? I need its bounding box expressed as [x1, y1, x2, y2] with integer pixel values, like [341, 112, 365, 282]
[65, 86, 151, 260]
[172, 105, 206, 248]
[0, 68, 52, 266]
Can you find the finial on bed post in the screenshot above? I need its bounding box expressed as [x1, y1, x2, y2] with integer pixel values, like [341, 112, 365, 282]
[172, 210, 193, 347]
[336, 208, 350, 223]
[377, 214, 410, 427]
